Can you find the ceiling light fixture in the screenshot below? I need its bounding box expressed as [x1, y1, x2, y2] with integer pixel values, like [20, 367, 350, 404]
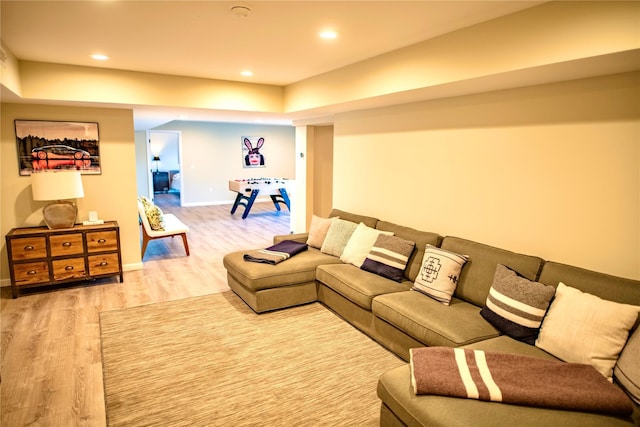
[319, 30, 338, 39]
[91, 53, 109, 61]
[231, 5, 251, 18]
[240, 70, 253, 77]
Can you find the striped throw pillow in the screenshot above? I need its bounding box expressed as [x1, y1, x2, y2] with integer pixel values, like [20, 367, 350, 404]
[480, 264, 555, 345]
[361, 234, 415, 282]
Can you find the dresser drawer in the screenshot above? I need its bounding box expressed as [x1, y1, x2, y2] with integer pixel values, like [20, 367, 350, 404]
[52, 257, 87, 281]
[50, 233, 84, 257]
[88, 253, 120, 276]
[12, 261, 50, 286]
[87, 231, 118, 252]
[9, 237, 47, 260]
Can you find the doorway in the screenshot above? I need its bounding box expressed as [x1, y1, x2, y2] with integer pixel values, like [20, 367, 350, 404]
[147, 130, 182, 206]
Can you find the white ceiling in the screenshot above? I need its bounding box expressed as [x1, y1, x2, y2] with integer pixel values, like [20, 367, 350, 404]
[1, 1, 545, 128]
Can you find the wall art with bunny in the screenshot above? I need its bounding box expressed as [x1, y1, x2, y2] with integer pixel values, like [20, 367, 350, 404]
[243, 137, 266, 168]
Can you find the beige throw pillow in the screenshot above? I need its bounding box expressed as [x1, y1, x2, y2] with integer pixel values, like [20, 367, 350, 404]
[306, 215, 336, 249]
[535, 282, 640, 381]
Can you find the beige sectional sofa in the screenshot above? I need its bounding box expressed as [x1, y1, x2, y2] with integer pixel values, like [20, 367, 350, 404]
[223, 209, 640, 426]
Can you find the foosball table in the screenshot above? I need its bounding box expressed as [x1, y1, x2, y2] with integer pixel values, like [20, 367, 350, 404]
[228, 178, 293, 219]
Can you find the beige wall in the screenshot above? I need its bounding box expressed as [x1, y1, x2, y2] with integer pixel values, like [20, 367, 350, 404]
[332, 72, 640, 280]
[1, 103, 142, 282]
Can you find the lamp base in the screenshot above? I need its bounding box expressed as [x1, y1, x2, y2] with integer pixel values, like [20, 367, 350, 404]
[42, 201, 78, 229]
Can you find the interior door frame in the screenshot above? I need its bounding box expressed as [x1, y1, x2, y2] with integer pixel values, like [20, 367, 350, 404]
[146, 129, 183, 205]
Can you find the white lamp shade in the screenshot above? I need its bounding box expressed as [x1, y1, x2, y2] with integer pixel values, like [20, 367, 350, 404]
[31, 171, 85, 201]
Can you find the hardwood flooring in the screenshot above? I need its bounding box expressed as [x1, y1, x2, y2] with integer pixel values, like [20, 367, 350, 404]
[1, 194, 291, 426]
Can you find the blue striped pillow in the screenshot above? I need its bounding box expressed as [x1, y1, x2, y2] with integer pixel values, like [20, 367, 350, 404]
[480, 264, 555, 345]
[361, 234, 415, 282]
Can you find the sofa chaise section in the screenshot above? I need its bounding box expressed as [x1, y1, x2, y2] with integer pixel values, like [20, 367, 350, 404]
[377, 258, 640, 427]
[223, 248, 341, 313]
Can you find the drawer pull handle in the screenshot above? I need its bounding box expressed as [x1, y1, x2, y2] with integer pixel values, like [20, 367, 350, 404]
[24, 245, 34, 251]
[62, 242, 72, 247]
[65, 266, 74, 271]
[99, 261, 108, 266]
[98, 239, 107, 244]
[27, 270, 37, 275]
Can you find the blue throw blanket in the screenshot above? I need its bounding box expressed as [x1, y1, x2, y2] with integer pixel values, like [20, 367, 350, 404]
[243, 240, 308, 265]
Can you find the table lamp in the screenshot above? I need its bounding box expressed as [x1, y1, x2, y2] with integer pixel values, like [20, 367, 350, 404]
[31, 170, 85, 229]
[153, 155, 160, 172]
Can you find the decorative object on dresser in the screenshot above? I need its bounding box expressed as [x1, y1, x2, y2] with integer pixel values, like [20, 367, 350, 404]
[31, 170, 85, 229]
[5, 221, 123, 298]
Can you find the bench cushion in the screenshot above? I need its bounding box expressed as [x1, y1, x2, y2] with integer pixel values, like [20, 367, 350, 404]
[372, 290, 500, 347]
[316, 264, 412, 310]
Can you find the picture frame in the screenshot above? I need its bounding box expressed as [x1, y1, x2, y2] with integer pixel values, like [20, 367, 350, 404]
[15, 120, 101, 175]
[242, 136, 266, 168]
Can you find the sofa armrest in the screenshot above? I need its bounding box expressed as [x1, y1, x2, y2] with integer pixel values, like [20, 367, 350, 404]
[273, 233, 309, 244]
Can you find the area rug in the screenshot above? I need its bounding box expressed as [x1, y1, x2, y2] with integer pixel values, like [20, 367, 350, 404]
[100, 292, 404, 426]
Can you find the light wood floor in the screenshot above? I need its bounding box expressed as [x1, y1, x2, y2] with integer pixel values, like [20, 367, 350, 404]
[1, 194, 291, 426]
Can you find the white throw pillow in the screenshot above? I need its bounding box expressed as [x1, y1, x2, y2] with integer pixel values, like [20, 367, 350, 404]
[340, 222, 393, 268]
[412, 245, 468, 305]
[536, 282, 640, 381]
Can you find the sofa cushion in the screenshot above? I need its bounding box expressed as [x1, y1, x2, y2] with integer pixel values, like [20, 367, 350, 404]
[361, 234, 415, 282]
[615, 327, 640, 404]
[340, 222, 393, 267]
[372, 291, 500, 347]
[306, 215, 336, 249]
[480, 264, 555, 345]
[536, 282, 640, 381]
[538, 261, 640, 314]
[320, 219, 358, 257]
[375, 221, 442, 282]
[328, 209, 378, 228]
[316, 264, 412, 310]
[223, 248, 342, 291]
[412, 245, 468, 305]
[441, 237, 544, 307]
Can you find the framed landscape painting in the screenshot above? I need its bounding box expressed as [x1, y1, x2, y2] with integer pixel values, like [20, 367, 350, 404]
[15, 120, 101, 175]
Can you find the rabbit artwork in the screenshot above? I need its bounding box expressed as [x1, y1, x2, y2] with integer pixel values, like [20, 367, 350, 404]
[244, 137, 265, 167]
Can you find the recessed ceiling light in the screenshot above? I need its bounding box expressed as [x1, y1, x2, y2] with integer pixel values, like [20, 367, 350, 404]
[319, 30, 338, 39]
[91, 54, 109, 61]
[240, 70, 253, 77]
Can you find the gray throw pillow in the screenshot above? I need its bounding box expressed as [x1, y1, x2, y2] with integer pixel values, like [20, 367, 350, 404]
[320, 219, 358, 257]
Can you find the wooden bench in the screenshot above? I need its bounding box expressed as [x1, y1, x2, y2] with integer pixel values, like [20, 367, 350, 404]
[137, 200, 190, 259]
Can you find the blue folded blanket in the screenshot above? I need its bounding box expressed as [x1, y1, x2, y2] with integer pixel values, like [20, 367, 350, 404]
[243, 240, 308, 265]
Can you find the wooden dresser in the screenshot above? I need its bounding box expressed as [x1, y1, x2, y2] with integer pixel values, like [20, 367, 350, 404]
[5, 221, 123, 298]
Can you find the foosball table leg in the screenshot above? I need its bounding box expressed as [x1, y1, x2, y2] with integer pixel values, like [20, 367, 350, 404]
[270, 188, 291, 211]
[230, 189, 260, 219]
